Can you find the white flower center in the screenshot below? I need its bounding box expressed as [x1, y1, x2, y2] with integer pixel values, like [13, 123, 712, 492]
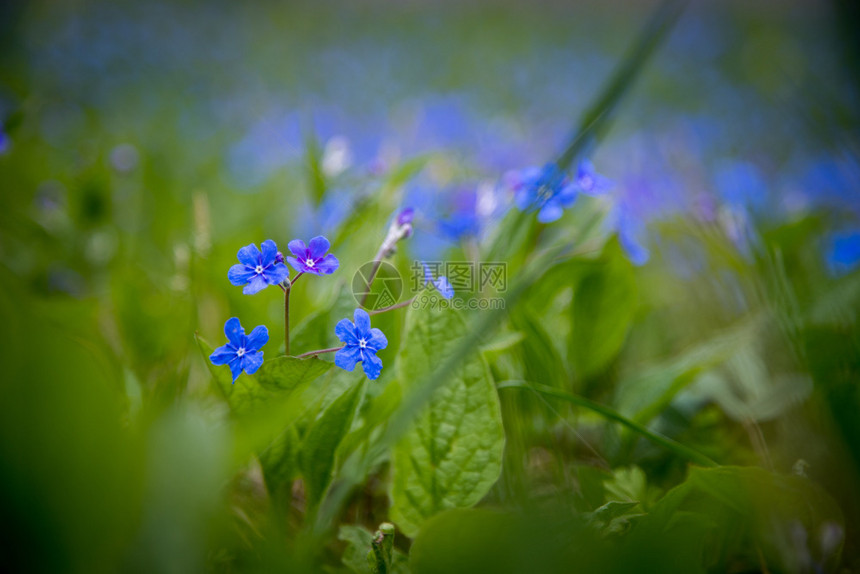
[580, 175, 593, 190]
[359, 338, 367, 349]
[306, 258, 315, 267]
[255, 265, 264, 274]
[237, 347, 246, 357]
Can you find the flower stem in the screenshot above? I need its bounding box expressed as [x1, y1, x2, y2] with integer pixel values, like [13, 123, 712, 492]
[295, 346, 343, 359]
[368, 296, 415, 316]
[359, 254, 384, 308]
[284, 285, 291, 355]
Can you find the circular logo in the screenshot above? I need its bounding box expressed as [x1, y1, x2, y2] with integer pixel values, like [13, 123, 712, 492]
[352, 261, 403, 310]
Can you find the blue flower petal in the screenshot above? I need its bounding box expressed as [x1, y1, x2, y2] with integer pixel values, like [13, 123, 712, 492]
[228, 356, 244, 383]
[360, 350, 383, 380]
[335, 344, 362, 372]
[237, 243, 262, 267]
[242, 350, 264, 375]
[353, 308, 372, 338]
[433, 276, 454, 299]
[286, 256, 306, 274]
[537, 202, 564, 223]
[228, 264, 255, 286]
[260, 239, 279, 266]
[245, 325, 269, 351]
[264, 263, 290, 285]
[366, 327, 388, 351]
[315, 254, 339, 274]
[210, 343, 236, 365]
[243, 274, 268, 295]
[335, 318, 359, 346]
[287, 239, 308, 259]
[224, 317, 244, 346]
[619, 230, 650, 266]
[308, 236, 331, 259]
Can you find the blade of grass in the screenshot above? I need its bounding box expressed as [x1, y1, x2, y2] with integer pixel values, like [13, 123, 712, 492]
[497, 380, 718, 468]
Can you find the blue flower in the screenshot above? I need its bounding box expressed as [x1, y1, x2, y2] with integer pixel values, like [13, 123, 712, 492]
[228, 239, 290, 295]
[511, 163, 578, 223]
[287, 235, 339, 276]
[825, 229, 860, 276]
[613, 206, 650, 266]
[575, 160, 614, 196]
[334, 309, 388, 380]
[423, 262, 454, 299]
[210, 318, 269, 383]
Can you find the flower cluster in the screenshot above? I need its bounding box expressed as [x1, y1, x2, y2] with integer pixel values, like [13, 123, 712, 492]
[510, 160, 613, 223]
[209, 227, 400, 383]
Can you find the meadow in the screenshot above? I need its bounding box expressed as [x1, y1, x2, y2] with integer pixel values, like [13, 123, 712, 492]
[1, 1, 859, 572]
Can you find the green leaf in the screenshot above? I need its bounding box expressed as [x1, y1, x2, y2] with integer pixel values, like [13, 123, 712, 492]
[339, 524, 410, 574]
[613, 317, 759, 424]
[641, 466, 844, 572]
[569, 239, 638, 377]
[259, 425, 301, 496]
[497, 381, 717, 467]
[300, 379, 366, 510]
[389, 307, 505, 537]
[339, 525, 375, 574]
[195, 335, 331, 416]
[512, 309, 568, 388]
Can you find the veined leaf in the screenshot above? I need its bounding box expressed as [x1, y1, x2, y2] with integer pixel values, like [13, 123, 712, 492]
[196, 335, 331, 416]
[389, 307, 505, 537]
[300, 379, 365, 510]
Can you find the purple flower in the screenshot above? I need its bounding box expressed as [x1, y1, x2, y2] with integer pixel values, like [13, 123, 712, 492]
[575, 160, 614, 196]
[210, 318, 269, 383]
[286, 235, 339, 276]
[397, 207, 415, 227]
[229, 240, 291, 295]
[423, 262, 454, 299]
[511, 163, 578, 223]
[334, 308, 388, 380]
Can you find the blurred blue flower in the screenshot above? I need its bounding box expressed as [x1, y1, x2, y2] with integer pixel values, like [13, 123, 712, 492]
[615, 207, 650, 266]
[423, 262, 454, 299]
[713, 160, 768, 213]
[511, 163, 578, 223]
[825, 229, 860, 276]
[228, 240, 290, 295]
[334, 308, 388, 380]
[576, 160, 613, 195]
[210, 317, 269, 383]
[0, 130, 9, 155]
[287, 236, 339, 276]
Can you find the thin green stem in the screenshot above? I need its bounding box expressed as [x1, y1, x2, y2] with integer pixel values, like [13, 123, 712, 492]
[284, 286, 291, 355]
[295, 346, 343, 359]
[368, 297, 415, 316]
[497, 380, 718, 467]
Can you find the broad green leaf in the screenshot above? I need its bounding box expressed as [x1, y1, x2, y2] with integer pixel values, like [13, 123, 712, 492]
[389, 307, 505, 537]
[479, 330, 525, 355]
[569, 239, 637, 377]
[512, 308, 568, 388]
[339, 525, 375, 574]
[195, 335, 331, 416]
[300, 379, 365, 509]
[613, 316, 760, 423]
[642, 466, 844, 573]
[259, 424, 300, 496]
[339, 524, 410, 574]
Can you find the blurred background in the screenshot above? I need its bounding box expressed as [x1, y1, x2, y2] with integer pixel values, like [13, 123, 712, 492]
[1, 0, 859, 572]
